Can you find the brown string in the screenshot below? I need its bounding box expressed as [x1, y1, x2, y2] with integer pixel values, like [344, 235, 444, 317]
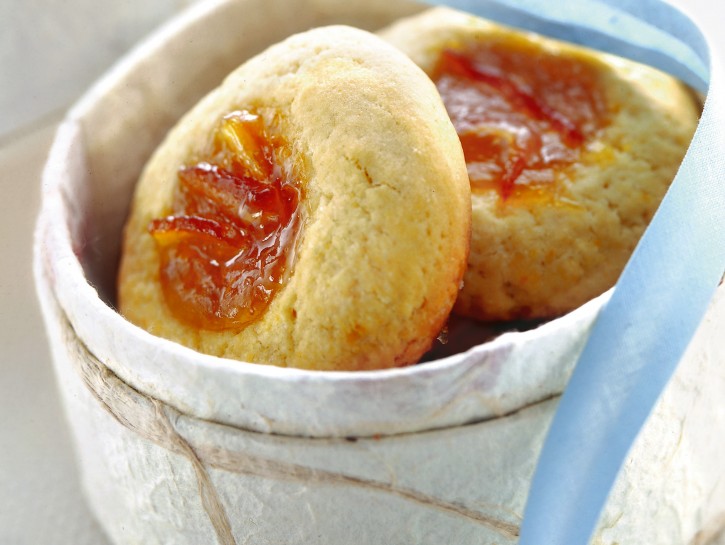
[690, 514, 725, 545]
[63, 316, 238, 544]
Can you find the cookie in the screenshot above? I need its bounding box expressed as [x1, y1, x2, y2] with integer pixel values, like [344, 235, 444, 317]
[118, 26, 470, 371]
[380, 8, 699, 321]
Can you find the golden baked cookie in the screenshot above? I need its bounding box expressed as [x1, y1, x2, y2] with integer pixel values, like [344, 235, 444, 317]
[380, 8, 699, 321]
[118, 26, 471, 371]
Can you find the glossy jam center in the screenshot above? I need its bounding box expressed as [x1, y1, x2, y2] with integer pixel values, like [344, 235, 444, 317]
[433, 38, 607, 202]
[149, 110, 302, 330]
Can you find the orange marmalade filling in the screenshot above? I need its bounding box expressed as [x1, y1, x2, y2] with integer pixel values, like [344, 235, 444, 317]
[432, 37, 608, 202]
[149, 110, 302, 330]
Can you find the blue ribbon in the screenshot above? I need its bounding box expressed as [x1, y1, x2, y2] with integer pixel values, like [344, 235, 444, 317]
[420, 1, 725, 542]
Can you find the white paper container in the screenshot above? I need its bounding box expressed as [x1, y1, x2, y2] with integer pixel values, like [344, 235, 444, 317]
[33, 0, 725, 543]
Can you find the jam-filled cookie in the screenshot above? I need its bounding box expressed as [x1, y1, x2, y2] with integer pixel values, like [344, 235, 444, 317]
[381, 8, 699, 321]
[118, 26, 470, 371]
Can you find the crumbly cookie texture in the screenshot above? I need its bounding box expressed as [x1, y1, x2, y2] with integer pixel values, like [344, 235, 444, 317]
[118, 26, 470, 371]
[380, 7, 699, 321]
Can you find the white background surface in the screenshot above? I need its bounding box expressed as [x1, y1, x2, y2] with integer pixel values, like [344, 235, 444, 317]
[0, 1, 722, 544]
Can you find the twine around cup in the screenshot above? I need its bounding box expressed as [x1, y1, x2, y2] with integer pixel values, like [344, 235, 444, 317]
[58, 304, 522, 543]
[57, 293, 725, 544]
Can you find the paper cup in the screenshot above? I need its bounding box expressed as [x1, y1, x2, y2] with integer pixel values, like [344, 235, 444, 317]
[33, 0, 725, 543]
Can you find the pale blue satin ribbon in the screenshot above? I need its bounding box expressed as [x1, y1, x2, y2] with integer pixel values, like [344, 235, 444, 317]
[422, 1, 725, 543]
